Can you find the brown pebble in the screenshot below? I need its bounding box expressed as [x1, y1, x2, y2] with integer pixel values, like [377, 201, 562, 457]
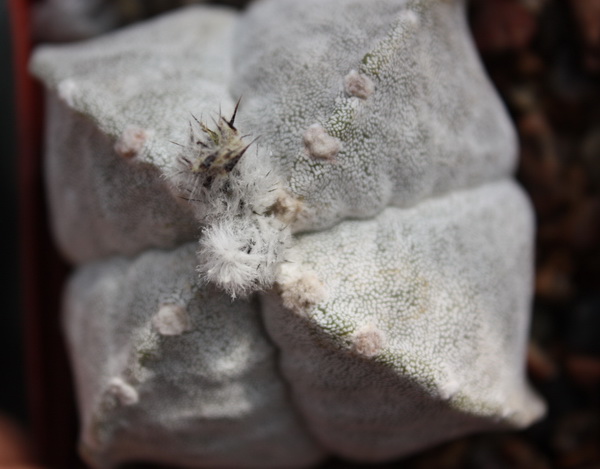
[566, 354, 600, 388]
[0, 415, 36, 466]
[527, 342, 558, 381]
[472, 0, 537, 52]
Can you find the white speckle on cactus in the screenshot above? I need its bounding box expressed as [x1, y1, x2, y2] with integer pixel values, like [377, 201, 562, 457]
[344, 70, 375, 99]
[400, 10, 420, 29]
[114, 126, 151, 159]
[303, 124, 341, 161]
[351, 323, 386, 357]
[57, 78, 77, 106]
[275, 263, 328, 316]
[107, 377, 138, 406]
[437, 377, 460, 400]
[152, 303, 192, 336]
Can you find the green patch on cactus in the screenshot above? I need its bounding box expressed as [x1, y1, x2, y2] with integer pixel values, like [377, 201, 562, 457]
[137, 348, 159, 366]
[325, 101, 359, 139]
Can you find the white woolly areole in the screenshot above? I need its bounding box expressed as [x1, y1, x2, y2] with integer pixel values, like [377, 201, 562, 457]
[437, 376, 460, 401]
[64, 243, 325, 468]
[198, 216, 290, 298]
[56, 78, 77, 107]
[303, 124, 341, 161]
[152, 303, 192, 336]
[344, 70, 375, 99]
[114, 126, 151, 159]
[107, 377, 138, 406]
[351, 323, 386, 357]
[275, 263, 328, 316]
[399, 9, 420, 29]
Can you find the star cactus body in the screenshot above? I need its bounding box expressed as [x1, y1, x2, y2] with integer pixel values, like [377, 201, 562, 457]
[31, 1, 544, 467]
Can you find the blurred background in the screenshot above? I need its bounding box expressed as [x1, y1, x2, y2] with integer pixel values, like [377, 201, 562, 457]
[0, 0, 28, 462]
[2, 0, 599, 467]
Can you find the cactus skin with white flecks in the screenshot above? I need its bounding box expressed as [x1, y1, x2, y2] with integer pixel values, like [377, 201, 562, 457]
[263, 180, 544, 461]
[31, 0, 545, 467]
[64, 243, 324, 469]
[232, 0, 517, 233]
[31, 0, 518, 298]
[31, 7, 237, 264]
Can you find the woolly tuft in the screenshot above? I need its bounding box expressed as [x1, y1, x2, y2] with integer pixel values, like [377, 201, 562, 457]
[198, 217, 290, 298]
[275, 262, 328, 315]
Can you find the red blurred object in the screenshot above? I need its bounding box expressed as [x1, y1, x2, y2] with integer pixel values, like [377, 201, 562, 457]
[569, 0, 600, 72]
[9, 0, 82, 467]
[472, 0, 537, 52]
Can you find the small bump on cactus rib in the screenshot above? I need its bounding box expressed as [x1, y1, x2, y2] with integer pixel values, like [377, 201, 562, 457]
[267, 189, 307, 225]
[344, 70, 375, 99]
[350, 324, 386, 357]
[114, 126, 151, 159]
[152, 303, 192, 336]
[303, 124, 342, 161]
[57, 78, 77, 106]
[275, 263, 328, 316]
[107, 377, 138, 406]
[437, 377, 460, 400]
[400, 10, 420, 29]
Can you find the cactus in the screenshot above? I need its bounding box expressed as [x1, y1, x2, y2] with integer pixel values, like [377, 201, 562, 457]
[31, 1, 545, 467]
[64, 244, 324, 468]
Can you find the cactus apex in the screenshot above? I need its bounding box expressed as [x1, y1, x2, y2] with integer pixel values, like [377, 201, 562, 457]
[152, 303, 192, 336]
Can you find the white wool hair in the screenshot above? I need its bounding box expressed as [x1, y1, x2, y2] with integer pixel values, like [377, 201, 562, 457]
[198, 215, 291, 298]
[229, 148, 283, 215]
[276, 262, 328, 315]
[167, 145, 282, 222]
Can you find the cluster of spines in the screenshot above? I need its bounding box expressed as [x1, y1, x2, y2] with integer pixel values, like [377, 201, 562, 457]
[172, 99, 256, 196]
